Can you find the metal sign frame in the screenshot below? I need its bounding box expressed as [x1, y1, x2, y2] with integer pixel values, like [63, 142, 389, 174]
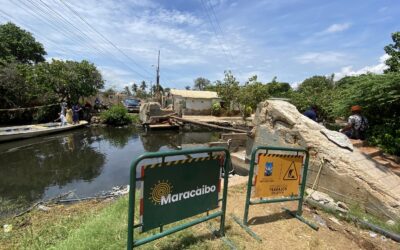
[127, 147, 231, 249]
[233, 146, 318, 241]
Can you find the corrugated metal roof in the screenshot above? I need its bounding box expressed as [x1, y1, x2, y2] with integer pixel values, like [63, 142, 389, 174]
[170, 89, 219, 99]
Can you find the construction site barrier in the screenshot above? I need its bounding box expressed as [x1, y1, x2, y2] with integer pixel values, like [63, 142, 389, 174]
[127, 147, 234, 249]
[233, 146, 318, 241]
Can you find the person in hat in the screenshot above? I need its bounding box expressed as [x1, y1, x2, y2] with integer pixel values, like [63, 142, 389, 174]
[340, 105, 368, 140]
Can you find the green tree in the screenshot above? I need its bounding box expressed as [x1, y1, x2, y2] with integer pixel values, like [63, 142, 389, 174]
[384, 32, 400, 73]
[103, 88, 116, 98]
[215, 70, 240, 110]
[185, 85, 191, 90]
[140, 81, 147, 91]
[0, 62, 56, 108]
[193, 77, 210, 90]
[123, 86, 132, 96]
[237, 75, 268, 111]
[31, 60, 104, 104]
[0, 22, 46, 64]
[290, 75, 334, 119]
[151, 84, 164, 94]
[332, 73, 400, 155]
[266, 80, 292, 98]
[131, 83, 138, 94]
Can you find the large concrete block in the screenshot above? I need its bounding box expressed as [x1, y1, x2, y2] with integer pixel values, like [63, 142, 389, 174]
[248, 100, 400, 220]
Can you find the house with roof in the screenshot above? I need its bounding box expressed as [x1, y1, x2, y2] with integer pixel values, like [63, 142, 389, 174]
[168, 89, 221, 115]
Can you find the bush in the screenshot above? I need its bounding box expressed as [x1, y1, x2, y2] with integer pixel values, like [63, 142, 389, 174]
[332, 73, 400, 155]
[0, 104, 59, 125]
[100, 105, 133, 126]
[211, 102, 221, 116]
[244, 106, 252, 118]
[368, 120, 400, 156]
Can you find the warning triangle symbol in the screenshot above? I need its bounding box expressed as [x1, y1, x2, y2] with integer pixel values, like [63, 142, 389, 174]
[283, 161, 298, 180]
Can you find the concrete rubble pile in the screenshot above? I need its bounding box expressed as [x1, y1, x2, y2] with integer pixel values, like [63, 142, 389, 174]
[249, 100, 400, 220]
[139, 102, 174, 124]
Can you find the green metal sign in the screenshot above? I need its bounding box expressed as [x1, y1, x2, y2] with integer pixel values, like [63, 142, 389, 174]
[141, 156, 220, 232]
[127, 147, 231, 249]
[233, 146, 318, 242]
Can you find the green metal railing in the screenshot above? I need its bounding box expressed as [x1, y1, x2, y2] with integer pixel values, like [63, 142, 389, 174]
[233, 146, 318, 241]
[127, 147, 231, 249]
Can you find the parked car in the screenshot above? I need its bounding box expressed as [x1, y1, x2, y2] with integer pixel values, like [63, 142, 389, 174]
[121, 99, 141, 112]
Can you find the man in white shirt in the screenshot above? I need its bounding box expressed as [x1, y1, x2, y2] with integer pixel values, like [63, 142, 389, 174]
[340, 105, 368, 140]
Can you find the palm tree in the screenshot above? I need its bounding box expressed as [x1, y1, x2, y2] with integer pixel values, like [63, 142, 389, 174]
[131, 83, 138, 94]
[140, 81, 147, 91]
[124, 86, 132, 96]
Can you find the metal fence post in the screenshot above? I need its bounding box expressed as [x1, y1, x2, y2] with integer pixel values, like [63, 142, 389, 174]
[296, 151, 310, 216]
[243, 148, 257, 225]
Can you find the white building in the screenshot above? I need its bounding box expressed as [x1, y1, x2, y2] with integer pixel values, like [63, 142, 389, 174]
[169, 89, 221, 115]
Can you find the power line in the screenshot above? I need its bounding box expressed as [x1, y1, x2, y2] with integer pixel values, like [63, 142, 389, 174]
[0, 9, 71, 57]
[32, 0, 117, 58]
[59, 1, 179, 86]
[200, 0, 232, 69]
[205, 0, 236, 63]
[13, 0, 101, 56]
[59, 0, 154, 78]
[3, 1, 168, 85]
[28, 0, 153, 81]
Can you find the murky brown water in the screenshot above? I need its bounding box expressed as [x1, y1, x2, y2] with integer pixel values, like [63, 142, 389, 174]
[0, 126, 220, 216]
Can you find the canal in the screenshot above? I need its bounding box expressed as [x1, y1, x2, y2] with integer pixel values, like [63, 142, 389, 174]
[0, 127, 220, 217]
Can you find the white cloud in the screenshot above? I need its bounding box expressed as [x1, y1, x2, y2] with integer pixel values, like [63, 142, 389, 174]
[322, 23, 351, 34]
[290, 81, 301, 89]
[99, 66, 135, 89]
[334, 54, 389, 80]
[295, 52, 347, 65]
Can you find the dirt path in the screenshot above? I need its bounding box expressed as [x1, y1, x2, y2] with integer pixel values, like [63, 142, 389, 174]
[2, 180, 398, 250]
[224, 184, 399, 249]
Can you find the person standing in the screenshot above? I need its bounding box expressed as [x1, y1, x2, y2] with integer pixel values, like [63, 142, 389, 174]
[303, 105, 318, 121]
[72, 104, 82, 125]
[340, 105, 368, 140]
[60, 102, 67, 115]
[55, 112, 67, 126]
[66, 107, 73, 124]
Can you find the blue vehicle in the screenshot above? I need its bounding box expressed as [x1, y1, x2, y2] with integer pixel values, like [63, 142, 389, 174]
[122, 99, 141, 113]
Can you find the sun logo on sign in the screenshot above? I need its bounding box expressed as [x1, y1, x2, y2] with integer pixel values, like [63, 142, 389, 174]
[149, 180, 173, 205]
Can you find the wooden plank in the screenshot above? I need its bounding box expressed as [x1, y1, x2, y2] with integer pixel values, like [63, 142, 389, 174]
[148, 124, 180, 130]
[171, 116, 248, 133]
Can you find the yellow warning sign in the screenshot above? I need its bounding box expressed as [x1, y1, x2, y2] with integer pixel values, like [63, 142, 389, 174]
[283, 162, 298, 180]
[253, 154, 303, 198]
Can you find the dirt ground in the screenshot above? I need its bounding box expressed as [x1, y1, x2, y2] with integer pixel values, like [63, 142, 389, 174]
[224, 183, 400, 250]
[1, 179, 399, 250]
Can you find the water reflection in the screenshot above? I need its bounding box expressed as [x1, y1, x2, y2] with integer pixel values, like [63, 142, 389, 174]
[0, 130, 106, 202]
[0, 127, 220, 216]
[140, 130, 220, 151]
[91, 126, 139, 149]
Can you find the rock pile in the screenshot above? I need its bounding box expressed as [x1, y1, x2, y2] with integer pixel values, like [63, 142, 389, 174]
[249, 100, 400, 220]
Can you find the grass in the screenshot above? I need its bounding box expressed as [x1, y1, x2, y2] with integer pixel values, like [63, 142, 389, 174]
[128, 113, 140, 124]
[48, 197, 128, 250]
[0, 200, 109, 250]
[1, 196, 229, 250]
[347, 204, 400, 234]
[306, 198, 400, 235]
[3, 185, 399, 249]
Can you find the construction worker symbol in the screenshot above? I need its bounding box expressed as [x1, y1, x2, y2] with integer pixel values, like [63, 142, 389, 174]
[264, 162, 273, 176]
[283, 162, 298, 180]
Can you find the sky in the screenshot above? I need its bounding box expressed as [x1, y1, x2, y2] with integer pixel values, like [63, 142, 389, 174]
[0, 0, 399, 90]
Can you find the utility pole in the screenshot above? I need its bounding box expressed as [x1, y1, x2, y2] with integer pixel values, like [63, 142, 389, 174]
[155, 50, 161, 103]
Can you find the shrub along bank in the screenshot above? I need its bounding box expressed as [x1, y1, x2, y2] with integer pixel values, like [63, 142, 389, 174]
[100, 105, 139, 126]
